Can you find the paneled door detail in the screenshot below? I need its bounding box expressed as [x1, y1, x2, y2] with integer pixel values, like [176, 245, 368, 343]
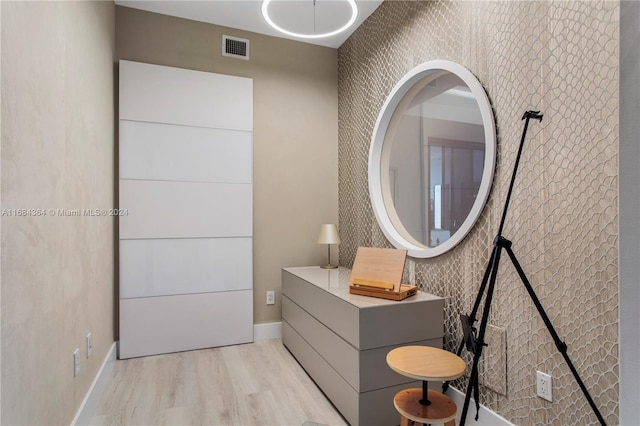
[118, 60, 253, 359]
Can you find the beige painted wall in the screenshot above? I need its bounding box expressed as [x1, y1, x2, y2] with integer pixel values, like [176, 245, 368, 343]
[115, 6, 339, 326]
[338, 1, 618, 425]
[1, 1, 115, 424]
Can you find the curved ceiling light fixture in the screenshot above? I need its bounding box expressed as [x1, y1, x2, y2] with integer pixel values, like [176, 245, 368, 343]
[261, 0, 358, 39]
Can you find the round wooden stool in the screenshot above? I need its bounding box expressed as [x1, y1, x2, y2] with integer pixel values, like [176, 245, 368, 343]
[387, 346, 466, 426]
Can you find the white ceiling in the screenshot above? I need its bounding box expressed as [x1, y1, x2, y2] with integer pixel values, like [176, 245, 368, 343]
[115, 0, 383, 48]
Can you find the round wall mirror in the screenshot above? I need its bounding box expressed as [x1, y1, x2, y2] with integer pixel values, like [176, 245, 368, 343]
[369, 60, 496, 258]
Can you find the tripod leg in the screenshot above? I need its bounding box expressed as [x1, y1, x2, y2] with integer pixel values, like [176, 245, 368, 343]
[444, 244, 498, 394]
[460, 245, 504, 425]
[504, 246, 607, 426]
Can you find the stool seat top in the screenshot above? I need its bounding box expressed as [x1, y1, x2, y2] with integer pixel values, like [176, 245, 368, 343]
[387, 345, 466, 382]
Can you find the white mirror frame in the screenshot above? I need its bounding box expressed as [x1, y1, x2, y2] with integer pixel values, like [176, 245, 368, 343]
[369, 60, 496, 258]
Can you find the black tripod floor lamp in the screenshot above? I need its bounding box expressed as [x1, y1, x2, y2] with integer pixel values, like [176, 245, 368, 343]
[448, 110, 607, 426]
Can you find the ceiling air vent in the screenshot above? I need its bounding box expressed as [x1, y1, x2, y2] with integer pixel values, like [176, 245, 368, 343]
[223, 35, 249, 60]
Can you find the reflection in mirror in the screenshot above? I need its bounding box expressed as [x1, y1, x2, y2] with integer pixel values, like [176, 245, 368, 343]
[369, 60, 495, 258]
[388, 73, 485, 248]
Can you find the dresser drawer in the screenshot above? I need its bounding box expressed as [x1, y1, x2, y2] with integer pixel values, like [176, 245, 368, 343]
[283, 269, 359, 346]
[283, 295, 360, 389]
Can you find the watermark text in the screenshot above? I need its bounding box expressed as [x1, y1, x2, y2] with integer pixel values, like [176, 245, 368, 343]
[1, 208, 128, 217]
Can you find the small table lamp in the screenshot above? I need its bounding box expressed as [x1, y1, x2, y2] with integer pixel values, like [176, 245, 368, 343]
[317, 224, 341, 269]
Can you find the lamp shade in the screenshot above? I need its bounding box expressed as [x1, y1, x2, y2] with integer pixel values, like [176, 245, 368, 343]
[317, 224, 341, 245]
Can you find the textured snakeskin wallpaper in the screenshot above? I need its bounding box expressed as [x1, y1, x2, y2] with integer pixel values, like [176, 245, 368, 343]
[338, 1, 618, 424]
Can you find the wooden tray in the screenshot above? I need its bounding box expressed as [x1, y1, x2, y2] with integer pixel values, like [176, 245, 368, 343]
[349, 283, 418, 301]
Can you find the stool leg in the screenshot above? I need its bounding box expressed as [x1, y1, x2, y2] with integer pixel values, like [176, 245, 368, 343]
[445, 419, 456, 426]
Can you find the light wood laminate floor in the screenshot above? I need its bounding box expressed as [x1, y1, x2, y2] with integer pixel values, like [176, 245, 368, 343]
[90, 339, 348, 426]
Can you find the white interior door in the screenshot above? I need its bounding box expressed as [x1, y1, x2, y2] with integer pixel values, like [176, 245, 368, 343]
[118, 60, 253, 359]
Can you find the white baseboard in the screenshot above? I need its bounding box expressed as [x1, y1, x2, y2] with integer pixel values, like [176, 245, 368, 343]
[254, 321, 282, 340]
[71, 342, 117, 426]
[449, 386, 514, 426]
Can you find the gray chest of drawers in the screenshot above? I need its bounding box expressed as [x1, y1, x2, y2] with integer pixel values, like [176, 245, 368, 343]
[282, 266, 444, 426]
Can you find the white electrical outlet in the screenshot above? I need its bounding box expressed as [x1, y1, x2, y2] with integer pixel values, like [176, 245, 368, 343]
[537, 371, 552, 401]
[86, 333, 93, 358]
[266, 291, 275, 305]
[73, 348, 80, 377]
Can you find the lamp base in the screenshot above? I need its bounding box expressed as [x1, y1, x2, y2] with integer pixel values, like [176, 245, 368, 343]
[320, 264, 338, 269]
